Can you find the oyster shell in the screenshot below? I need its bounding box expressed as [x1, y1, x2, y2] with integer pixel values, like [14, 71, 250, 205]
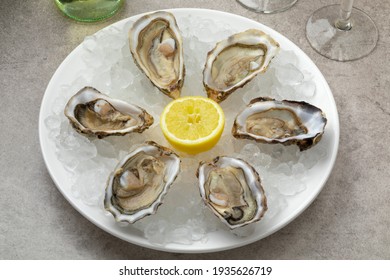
[197, 156, 267, 229]
[64, 87, 153, 138]
[104, 141, 181, 223]
[203, 29, 279, 103]
[232, 97, 327, 150]
[129, 11, 185, 99]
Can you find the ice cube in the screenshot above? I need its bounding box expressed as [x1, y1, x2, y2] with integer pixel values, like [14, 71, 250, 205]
[91, 69, 111, 93]
[273, 84, 296, 100]
[82, 50, 103, 69]
[275, 175, 306, 196]
[273, 50, 299, 66]
[144, 220, 168, 245]
[254, 152, 272, 168]
[52, 93, 68, 115]
[274, 162, 292, 176]
[57, 149, 79, 172]
[83, 35, 98, 52]
[110, 63, 134, 90]
[72, 168, 106, 206]
[241, 143, 260, 159]
[99, 25, 122, 46]
[263, 188, 287, 220]
[292, 162, 307, 179]
[294, 81, 316, 99]
[170, 206, 190, 226]
[168, 226, 193, 245]
[44, 115, 61, 130]
[77, 140, 97, 160]
[299, 150, 318, 169]
[275, 63, 304, 85]
[102, 158, 119, 171]
[190, 226, 206, 241]
[92, 139, 116, 158]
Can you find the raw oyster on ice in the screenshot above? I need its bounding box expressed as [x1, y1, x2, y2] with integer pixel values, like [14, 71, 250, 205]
[197, 156, 267, 229]
[129, 11, 185, 99]
[203, 29, 279, 103]
[232, 97, 327, 150]
[104, 141, 181, 223]
[64, 87, 153, 138]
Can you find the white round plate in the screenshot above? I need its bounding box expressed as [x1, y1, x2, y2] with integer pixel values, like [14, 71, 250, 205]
[39, 8, 339, 253]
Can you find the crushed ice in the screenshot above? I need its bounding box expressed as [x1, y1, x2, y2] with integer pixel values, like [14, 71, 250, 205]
[44, 14, 327, 246]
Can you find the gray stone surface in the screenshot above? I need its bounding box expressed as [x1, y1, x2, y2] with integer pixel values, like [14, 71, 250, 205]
[1, 0, 389, 259]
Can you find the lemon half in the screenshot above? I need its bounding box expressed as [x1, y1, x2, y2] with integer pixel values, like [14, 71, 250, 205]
[160, 96, 225, 154]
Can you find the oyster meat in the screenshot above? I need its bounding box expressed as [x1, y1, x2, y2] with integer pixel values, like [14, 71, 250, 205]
[64, 87, 153, 138]
[197, 156, 267, 229]
[232, 97, 327, 150]
[129, 11, 185, 99]
[203, 29, 279, 103]
[104, 141, 181, 223]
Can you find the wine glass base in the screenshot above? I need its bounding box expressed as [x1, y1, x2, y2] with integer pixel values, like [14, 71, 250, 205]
[54, 0, 124, 22]
[306, 4, 378, 61]
[236, 0, 297, 14]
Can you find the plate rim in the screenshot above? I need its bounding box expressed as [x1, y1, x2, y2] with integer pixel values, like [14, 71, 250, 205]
[39, 8, 340, 254]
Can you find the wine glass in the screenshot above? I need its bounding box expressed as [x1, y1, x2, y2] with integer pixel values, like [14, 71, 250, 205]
[236, 0, 297, 14]
[306, 0, 378, 61]
[54, 0, 124, 22]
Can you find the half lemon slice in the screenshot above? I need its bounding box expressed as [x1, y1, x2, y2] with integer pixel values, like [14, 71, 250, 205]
[160, 96, 225, 154]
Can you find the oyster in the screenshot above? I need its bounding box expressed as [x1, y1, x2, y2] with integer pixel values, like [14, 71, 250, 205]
[232, 97, 327, 150]
[203, 29, 279, 103]
[129, 11, 185, 99]
[104, 141, 181, 223]
[64, 87, 153, 138]
[197, 156, 267, 229]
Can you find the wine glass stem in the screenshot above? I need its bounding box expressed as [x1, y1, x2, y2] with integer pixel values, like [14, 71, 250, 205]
[335, 0, 354, 30]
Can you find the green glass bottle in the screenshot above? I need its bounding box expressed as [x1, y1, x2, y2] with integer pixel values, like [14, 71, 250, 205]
[55, 0, 124, 22]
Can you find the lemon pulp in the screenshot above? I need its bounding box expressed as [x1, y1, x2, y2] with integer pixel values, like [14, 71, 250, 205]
[160, 96, 225, 154]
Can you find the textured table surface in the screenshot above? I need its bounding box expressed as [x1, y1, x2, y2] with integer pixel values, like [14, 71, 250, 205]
[1, 0, 389, 259]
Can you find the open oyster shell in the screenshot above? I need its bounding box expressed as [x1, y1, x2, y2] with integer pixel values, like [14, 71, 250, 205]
[232, 97, 327, 150]
[104, 141, 181, 223]
[203, 29, 279, 103]
[129, 11, 185, 99]
[197, 156, 267, 229]
[64, 87, 153, 138]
